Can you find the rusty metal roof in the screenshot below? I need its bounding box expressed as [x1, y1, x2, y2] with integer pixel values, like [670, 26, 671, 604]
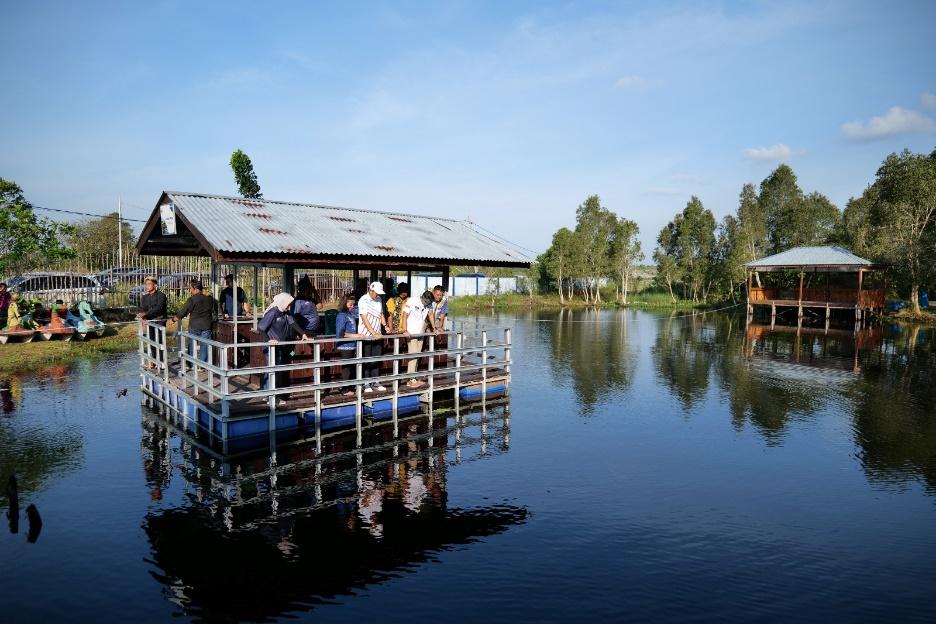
[138, 192, 531, 266]
[746, 246, 879, 270]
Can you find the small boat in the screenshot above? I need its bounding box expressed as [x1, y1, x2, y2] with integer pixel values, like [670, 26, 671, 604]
[36, 303, 74, 342]
[0, 297, 36, 344]
[65, 301, 106, 340]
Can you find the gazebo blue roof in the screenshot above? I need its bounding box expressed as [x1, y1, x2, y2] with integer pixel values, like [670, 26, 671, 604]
[746, 246, 881, 271]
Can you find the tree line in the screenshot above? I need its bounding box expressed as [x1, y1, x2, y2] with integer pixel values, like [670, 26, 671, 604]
[539, 147, 936, 314]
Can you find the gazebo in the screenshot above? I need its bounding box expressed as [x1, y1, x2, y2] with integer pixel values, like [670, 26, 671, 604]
[745, 246, 886, 326]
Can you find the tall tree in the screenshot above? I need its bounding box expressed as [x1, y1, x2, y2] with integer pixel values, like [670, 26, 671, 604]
[230, 149, 263, 199]
[68, 212, 136, 259]
[654, 221, 683, 302]
[0, 178, 74, 275]
[759, 164, 840, 253]
[676, 196, 717, 302]
[736, 183, 767, 261]
[543, 227, 577, 303]
[870, 149, 936, 314]
[610, 218, 643, 305]
[839, 186, 878, 258]
[573, 195, 616, 304]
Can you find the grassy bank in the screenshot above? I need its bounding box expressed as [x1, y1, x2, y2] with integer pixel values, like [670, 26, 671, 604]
[448, 291, 715, 313]
[887, 307, 936, 326]
[0, 323, 140, 374]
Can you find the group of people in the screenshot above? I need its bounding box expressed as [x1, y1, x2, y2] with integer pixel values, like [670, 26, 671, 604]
[141, 272, 449, 394]
[332, 280, 448, 395]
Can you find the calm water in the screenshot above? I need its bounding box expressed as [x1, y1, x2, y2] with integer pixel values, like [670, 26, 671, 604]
[1, 310, 935, 623]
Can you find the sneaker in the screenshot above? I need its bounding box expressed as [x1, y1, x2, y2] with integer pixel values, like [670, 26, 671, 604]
[374, 384, 387, 392]
[364, 386, 373, 394]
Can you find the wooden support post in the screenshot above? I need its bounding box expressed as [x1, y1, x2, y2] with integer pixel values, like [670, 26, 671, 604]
[442, 266, 450, 293]
[313, 343, 321, 450]
[392, 337, 399, 438]
[857, 269, 864, 316]
[355, 340, 363, 448]
[797, 271, 804, 322]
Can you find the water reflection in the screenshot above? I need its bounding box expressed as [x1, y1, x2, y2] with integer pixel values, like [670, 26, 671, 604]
[0, 374, 84, 510]
[537, 308, 936, 491]
[141, 403, 526, 621]
[539, 308, 637, 414]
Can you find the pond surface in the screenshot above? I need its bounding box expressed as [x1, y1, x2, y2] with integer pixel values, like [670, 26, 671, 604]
[1, 310, 935, 623]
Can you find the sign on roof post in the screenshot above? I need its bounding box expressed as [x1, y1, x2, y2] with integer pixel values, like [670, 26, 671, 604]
[160, 202, 177, 236]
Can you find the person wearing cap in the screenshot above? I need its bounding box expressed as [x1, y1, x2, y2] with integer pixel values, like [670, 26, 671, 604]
[136, 275, 168, 367]
[401, 287, 431, 387]
[358, 281, 389, 393]
[174, 279, 215, 362]
[221, 273, 250, 320]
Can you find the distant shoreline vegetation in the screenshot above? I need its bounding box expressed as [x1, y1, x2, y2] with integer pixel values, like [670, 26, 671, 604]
[533, 147, 936, 316]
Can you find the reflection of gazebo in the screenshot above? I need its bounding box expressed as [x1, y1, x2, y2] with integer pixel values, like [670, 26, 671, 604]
[746, 246, 886, 326]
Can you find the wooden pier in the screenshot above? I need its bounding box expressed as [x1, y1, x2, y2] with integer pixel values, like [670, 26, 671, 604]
[139, 321, 512, 453]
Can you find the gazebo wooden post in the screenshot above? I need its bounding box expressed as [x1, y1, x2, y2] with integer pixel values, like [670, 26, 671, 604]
[857, 269, 864, 326]
[746, 270, 753, 316]
[797, 271, 804, 327]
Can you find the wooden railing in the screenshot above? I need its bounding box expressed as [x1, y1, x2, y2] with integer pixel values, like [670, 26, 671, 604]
[749, 287, 884, 307]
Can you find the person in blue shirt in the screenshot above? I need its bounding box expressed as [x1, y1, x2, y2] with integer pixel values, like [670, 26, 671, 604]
[293, 278, 321, 336]
[335, 293, 363, 396]
[258, 292, 306, 391]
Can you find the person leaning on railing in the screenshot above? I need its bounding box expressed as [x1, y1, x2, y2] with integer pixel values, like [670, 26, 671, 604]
[335, 293, 363, 396]
[136, 276, 168, 368]
[358, 281, 389, 393]
[401, 286, 431, 388]
[173, 279, 214, 362]
[257, 292, 308, 392]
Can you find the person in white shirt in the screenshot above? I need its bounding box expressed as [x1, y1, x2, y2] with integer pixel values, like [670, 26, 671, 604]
[358, 281, 388, 392]
[401, 287, 431, 387]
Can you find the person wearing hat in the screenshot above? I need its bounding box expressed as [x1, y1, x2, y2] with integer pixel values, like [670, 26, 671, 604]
[136, 275, 168, 367]
[221, 273, 250, 320]
[174, 279, 215, 362]
[358, 281, 389, 393]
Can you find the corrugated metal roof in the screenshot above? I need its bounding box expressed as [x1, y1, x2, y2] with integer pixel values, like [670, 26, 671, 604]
[746, 246, 873, 268]
[161, 192, 531, 265]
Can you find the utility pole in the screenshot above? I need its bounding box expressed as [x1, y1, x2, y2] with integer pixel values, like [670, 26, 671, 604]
[117, 195, 123, 263]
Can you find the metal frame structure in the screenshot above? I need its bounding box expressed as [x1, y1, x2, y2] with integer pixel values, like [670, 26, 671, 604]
[138, 320, 512, 452]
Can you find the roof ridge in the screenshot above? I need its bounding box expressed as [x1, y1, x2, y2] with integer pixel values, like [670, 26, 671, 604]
[165, 191, 464, 224]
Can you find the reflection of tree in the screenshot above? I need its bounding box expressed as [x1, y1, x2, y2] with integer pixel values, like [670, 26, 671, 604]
[651, 313, 713, 411]
[718, 324, 848, 445]
[848, 330, 936, 491]
[0, 415, 84, 507]
[541, 308, 638, 414]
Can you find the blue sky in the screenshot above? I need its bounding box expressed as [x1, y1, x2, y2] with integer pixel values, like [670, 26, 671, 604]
[2, 0, 935, 255]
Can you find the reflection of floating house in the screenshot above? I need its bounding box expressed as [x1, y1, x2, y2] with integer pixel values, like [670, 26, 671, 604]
[746, 246, 886, 325]
[135, 192, 531, 451]
[140, 402, 523, 620]
[744, 322, 883, 375]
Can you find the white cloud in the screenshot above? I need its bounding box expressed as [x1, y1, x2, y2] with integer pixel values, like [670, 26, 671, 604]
[921, 92, 936, 110]
[841, 106, 936, 141]
[742, 143, 793, 161]
[646, 186, 683, 196]
[614, 75, 648, 91]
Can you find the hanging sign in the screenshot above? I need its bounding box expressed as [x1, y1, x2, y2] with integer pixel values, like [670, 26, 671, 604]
[160, 202, 177, 235]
